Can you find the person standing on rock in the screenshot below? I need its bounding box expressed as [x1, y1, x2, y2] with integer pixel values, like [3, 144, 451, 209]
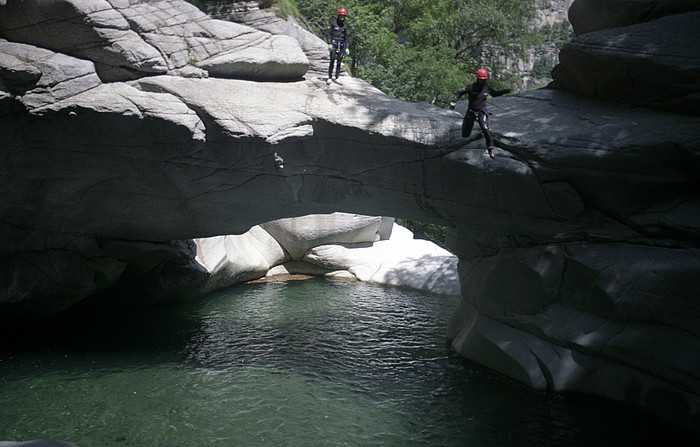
[450, 68, 510, 158]
[326, 7, 349, 85]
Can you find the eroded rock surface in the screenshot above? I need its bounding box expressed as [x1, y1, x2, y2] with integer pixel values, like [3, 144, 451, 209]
[552, 11, 700, 113]
[201, 1, 332, 74]
[0, 0, 699, 433]
[0, 0, 308, 81]
[568, 0, 700, 35]
[195, 214, 459, 296]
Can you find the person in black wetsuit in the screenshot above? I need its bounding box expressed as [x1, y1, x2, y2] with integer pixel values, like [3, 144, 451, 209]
[450, 68, 511, 158]
[326, 8, 349, 84]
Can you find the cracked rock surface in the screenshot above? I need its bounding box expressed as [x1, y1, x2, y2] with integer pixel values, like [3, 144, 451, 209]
[553, 4, 700, 114]
[0, 0, 308, 81]
[1, 0, 699, 432]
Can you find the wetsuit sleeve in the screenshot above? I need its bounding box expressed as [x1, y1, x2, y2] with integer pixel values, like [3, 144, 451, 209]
[326, 21, 332, 43]
[452, 85, 471, 103]
[344, 26, 349, 48]
[490, 88, 511, 97]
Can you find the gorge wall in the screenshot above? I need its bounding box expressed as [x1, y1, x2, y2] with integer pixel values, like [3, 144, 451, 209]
[488, 0, 575, 90]
[1, 0, 699, 432]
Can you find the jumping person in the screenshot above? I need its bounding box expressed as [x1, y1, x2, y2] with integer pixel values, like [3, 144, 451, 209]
[326, 8, 349, 84]
[450, 69, 510, 158]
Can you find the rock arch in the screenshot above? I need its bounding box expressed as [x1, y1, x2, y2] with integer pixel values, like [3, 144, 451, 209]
[1, 0, 699, 432]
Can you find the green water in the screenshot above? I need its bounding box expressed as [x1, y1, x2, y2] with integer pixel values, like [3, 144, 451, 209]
[0, 279, 696, 446]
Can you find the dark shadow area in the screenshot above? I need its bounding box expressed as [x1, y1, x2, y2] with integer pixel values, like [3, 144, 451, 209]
[1, 278, 698, 446]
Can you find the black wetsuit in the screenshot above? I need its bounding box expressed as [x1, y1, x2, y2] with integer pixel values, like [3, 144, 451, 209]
[326, 18, 348, 79]
[452, 82, 510, 146]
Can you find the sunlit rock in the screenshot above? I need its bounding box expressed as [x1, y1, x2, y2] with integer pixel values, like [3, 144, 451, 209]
[203, 2, 332, 74]
[260, 213, 393, 260]
[0, 0, 308, 81]
[0, 0, 699, 433]
[190, 213, 454, 295]
[0, 40, 101, 109]
[192, 214, 458, 296]
[304, 231, 459, 296]
[194, 225, 289, 290]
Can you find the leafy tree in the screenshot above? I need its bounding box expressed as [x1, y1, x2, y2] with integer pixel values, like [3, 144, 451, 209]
[395, 218, 448, 250]
[291, 0, 546, 103]
[287, 1, 552, 247]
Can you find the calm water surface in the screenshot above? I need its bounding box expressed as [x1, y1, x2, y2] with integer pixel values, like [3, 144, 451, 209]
[0, 279, 696, 446]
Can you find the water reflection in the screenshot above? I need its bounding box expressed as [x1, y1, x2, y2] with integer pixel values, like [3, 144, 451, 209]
[1, 279, 697, 446]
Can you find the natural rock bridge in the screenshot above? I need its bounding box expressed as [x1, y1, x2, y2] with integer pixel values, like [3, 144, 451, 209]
[1, 0, 699, 432]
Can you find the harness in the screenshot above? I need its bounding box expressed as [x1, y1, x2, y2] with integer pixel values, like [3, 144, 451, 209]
[466, 109, 490, 121]
[331, 39, 346, 53]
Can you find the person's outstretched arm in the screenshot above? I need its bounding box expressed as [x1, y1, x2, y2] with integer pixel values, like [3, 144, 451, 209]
[450, 86, 471, 109]
[491, 87, 511, 97]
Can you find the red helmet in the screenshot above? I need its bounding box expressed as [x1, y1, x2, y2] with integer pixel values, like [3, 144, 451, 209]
[338, 8, 348, 16]
[476, 68, 489, 80]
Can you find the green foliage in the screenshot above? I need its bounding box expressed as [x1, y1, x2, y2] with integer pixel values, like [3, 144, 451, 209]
[260, 0, 301, 18]
[529, 55, 556, 79]
[396, 218, 448, 250]
[292, 0, 549, 103]
[537, 20, 574, 46]
[281, 2, 569, 244]
[184, 0, 203, 10]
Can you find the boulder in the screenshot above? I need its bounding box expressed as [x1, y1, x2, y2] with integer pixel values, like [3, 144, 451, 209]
[444, 88, 700, 428]
[0, 0, 168, 81]
[551, 12, 700, 114]
[568, 0, 700, 35]
[448, 243, 700, 419]
[0, 40, 101, 108]
[196, 33, 309, 80]
[207, 5, 333, 75]
[0, 0, 308, 82]
[194, 224, 289, 290]
[305, 236, 459, 296]
[193, 217, 459, 296]
[260, 213, 394, 260]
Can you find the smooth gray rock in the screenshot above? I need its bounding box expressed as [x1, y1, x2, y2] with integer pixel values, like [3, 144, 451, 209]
[196, 34, 308, 80]
[0, 40, 101, 108]
[194, 225, 289, 290]
[36, 81, 206, 139]
[266, 260, 332, 277]
[448, 242, 700, 421]
[551, 11, 700, 114]
[0, 0, 308, 82]
[260, 213, 392, 260]
[0, 0, 167, 81]
[444, 89, 700, 428]
[304, 235, 459, 296]
[0, 233, 126, 317]
[193, 215, 458, 296]
[568, 0, 700, 35]
[0, 0, 699, 433]
[213, 6, 333, 75]
[2, 61, 699, 436]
